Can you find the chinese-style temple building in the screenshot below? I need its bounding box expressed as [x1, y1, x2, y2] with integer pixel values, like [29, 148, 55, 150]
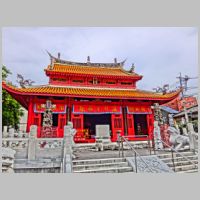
[2, 53, 181, 143]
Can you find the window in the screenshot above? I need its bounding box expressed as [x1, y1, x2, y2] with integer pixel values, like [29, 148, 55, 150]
[72, 80, 84, 83]
[121, 82, 132, 85]
[88, 78, 100, 84]
[106, 81, 116, 84]
[53, 78, 66, 82]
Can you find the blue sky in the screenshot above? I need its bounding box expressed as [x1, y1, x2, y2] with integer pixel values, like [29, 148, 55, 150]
[2, 27, 198, 96]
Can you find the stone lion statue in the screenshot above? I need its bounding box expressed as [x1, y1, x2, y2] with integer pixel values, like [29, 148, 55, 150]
[168, 126, 190, 151]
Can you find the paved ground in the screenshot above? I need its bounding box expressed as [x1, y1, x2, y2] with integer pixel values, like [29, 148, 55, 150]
[74, 148, 162, 160]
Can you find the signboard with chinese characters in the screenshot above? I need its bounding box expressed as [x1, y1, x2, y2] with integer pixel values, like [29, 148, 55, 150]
[73, 105, 121, 114]
[127, 106, 152, 114]
[34, 103, 66, 113]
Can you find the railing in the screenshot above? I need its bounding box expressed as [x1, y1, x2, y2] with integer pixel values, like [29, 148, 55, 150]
[40, 127, 58, 138]
[37, 138, 63, 149]
[119, 136, 154, 173]
[121, 135, 154, 155]
[156, 138, 198, 172]
[2, 138, 29, 149]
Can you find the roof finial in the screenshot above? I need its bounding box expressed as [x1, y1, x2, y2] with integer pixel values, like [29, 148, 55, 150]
[58, 52, 61, 59]
[87, 56, 90, 63]
[114, 58, 117, 64]
[130, 63, 135, 73]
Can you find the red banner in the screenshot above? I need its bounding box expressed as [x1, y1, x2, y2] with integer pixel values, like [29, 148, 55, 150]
[127, 106, 152, 114]
[34, 103, 66, 113]
[73, 105, 121, 113]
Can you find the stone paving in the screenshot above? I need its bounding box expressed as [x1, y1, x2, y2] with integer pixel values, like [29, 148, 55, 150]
[73, 148, 162, 160]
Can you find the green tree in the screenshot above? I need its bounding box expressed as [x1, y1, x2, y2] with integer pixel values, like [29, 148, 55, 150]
[2, 66, 24, 130]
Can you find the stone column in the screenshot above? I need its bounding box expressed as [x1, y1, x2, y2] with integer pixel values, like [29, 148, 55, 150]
[187, 123, 196, 151]
[8, 128, 15, 138]
[28, 125, 37, 160]
[3, 126, 8, 133]
[153, 121, 163, 150]
[3, 126, 8, 138]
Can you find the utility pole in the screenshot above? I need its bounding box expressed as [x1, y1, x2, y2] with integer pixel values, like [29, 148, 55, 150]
[176, 72, 184, 98]
[176, 73, 193, 125]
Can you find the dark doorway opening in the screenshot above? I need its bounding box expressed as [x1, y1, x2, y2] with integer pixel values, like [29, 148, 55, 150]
[133, 114, 148, 136]
[84, 114, 112, 138]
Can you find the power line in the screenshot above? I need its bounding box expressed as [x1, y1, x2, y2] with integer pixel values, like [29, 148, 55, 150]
[176, 73, 198, 98]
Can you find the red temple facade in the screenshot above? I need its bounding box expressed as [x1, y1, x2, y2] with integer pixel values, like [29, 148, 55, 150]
[2, 53, 181, 143]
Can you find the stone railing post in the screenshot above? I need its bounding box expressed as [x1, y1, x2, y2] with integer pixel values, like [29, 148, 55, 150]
[187, 123, 196, 152]
[28, 125, 37, 160]
[8, 128, 15, 138]
[153, 121, 163, 150]
[3, 126, 8, 133]
[3, 126, 8, 138]
[62, 125, 73, 173]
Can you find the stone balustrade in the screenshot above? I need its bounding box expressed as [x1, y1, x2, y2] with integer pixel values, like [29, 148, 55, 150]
[2, 138, 29, 149]
[1, 123, 76, 173]
[37, 138, 63, 149]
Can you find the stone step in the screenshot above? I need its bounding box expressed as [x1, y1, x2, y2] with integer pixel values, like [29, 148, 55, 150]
[177, 169, 198, 173]
[73, 166, 133, 173]
[172, 164, 198, 172]
[157, 151, 196, 159]
[2, 159, 14, 166]
[73, 162, 128, 171]
[167, 160, 198, 167]
[73, 157, 126, 165]
[160, 155, 198, 163]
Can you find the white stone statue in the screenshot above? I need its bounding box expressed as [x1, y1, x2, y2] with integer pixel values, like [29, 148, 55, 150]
[168, 126, 190, 151]
[187, 123, 198, 151]
[168, 114, 175, 127]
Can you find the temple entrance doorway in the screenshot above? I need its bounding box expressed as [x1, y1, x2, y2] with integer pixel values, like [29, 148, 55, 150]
[84, 114, 112, 138]
[133, 114, 148, 136]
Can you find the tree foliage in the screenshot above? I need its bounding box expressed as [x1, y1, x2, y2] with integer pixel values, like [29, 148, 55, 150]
[2, 66, 24, 130]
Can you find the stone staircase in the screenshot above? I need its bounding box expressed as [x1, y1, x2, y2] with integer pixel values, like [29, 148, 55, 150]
[157, 151, 198, 173]
[72, 157, 133, 173]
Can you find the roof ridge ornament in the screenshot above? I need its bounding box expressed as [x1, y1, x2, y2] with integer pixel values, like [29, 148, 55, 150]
[87, 56, 90, 64]
[17, 74, 35, 88]
[130, 63, 135, 73]
[46, 51, 126, 68]
[46, 50, 55, 69]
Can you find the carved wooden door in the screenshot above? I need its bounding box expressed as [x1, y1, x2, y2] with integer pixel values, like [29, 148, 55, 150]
[111, 114, 124, 141]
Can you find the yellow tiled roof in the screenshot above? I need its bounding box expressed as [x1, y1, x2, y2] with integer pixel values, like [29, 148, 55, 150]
[45, 64, 141, 77]
[3, 82, 181, 100]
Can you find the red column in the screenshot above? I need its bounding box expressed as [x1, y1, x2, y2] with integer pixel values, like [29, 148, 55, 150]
[127, 113, 135, 140]
[26, 98, 34, 133]
[146, 113, 154, 139]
